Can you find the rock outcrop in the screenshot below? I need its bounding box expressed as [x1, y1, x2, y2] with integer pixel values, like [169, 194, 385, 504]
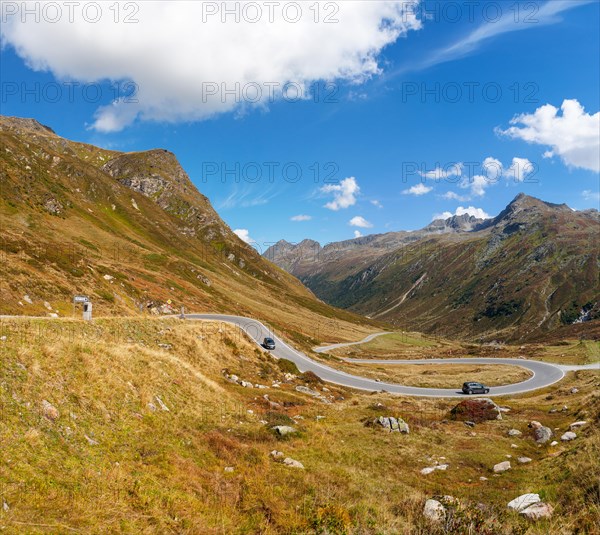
[450, 398, 502, 423]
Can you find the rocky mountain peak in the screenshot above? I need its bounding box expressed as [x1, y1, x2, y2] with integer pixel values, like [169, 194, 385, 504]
[101, 148, 193, 193]
[0, 116, 56, 136]
[427, 213, 484, 233]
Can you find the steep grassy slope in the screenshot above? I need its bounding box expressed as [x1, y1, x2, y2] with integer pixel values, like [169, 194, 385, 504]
[267, 195, 600, 342]
[1, 317, 598, 533]
[0, 116, 376, 345]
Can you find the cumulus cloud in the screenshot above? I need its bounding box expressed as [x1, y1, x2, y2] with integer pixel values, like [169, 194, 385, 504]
[291, 214, 312, 222]
[442, 191, 469, 202]
[504, 157, 536, 182]
[354, 230, 363, 238]
[371, 200, 383, 208]
[459, 156, 535, 197]
[433, 206, 491, 221]
[420, 164, 463, 181]
[234, 229, 255, 244]
[0, 1, 422, 131]
[499, 99, 600, 172]
[402, 183, 433, 196]
[349, 216, 373, 228]
[321, 177, 360, 210]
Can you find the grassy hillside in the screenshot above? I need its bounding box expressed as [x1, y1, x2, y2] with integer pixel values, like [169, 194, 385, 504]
[1, 317, 598, 533]
[0, 116, 376, 346]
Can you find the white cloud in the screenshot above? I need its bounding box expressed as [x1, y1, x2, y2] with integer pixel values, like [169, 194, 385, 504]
[458, 156, 535, 197]
[582, 190, 600, 202]
[433, 206, 491, 221]
[1, 1, 422, 131]
[349, 216, 373, 228]
[420, 164, 462, 181]
[371, 200, 383, 208]
[402, 183, 433, 196]
[442, 191, 470, 202]
[321, 177, 360, 210]
[354, 230, 363, 238]
[291, 214, 312, 222]
[500, 99, 600, 172]
[233, 229, 255, 244]
[504, 157, 535, 182]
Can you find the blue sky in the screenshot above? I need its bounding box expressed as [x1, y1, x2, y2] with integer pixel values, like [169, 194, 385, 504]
[1, 0, 598, 251]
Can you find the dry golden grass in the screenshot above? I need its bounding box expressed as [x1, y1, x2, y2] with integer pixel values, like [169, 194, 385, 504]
[0, 318, 598, 534]
[325, 333, 599, 366]
[337, 363, 532, 388]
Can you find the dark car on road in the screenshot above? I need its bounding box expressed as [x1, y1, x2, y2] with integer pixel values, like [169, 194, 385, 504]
[263, 337, 276, 350]
[462, 382, 490, 395]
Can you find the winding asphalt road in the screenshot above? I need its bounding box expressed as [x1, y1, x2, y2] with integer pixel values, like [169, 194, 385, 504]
[188, 314, 598, 398]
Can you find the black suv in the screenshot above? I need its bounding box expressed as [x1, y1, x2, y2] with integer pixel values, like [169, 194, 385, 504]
[462, 382, 490, 395]
[263, 337, 276, 350]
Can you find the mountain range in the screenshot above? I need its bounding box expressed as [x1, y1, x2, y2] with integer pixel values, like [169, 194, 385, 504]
[265, 194, 600, 342]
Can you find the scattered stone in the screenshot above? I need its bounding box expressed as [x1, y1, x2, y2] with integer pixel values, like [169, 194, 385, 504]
[270, 450, 284, 459]
[374, 416, 410, 434]
[272, 425, 297, 437]
[155, 396, 169, 411]
[569, 421, 587, 430]
[518, 457, 532, 464]
[508, 429, 522, 437]
[84, 434, 99, 446]
[421, 464, 448, 475]
[224, 467, 234, 473]
[493, 461, 511, 473]
[103, 274, 114, 281]
[147, 402, 157, 412]
[570, 387, 579, 394]
[561, 431, 577, 441]
[550, 441, 558, 446]
[507, 493, 541, 512]
[41, 400, 59, 421]
[520, 502, 554, 520]
[423, 499, 446, 522]
[479, 477, 488, 481]
[240, 381, 254, 388]
[450, 398, 502, 422]
[295, 385, 330, 403]
[157, 343, 172, 350]
[499, 407, 511, 413]
[283, 457, 304, 469]
[2, 501, 9, 512]
[23, 295, 33, 304]
[529, 421, 553, 444]
[511, 444, 519, 448]
[561, 405, 568, 412]
[464, 421, 476, 428]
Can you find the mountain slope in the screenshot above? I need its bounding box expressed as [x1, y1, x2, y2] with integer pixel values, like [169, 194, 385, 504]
[0, 116, 376, 344]
[265, 195, 600, 341]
